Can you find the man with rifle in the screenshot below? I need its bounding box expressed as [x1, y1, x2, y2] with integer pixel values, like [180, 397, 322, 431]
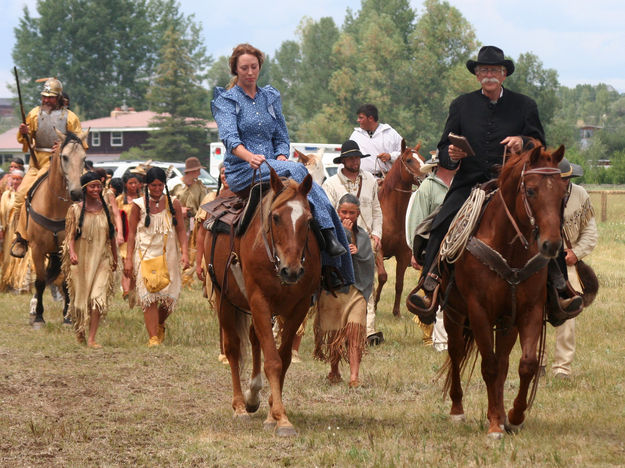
[11, 77, 87, 258]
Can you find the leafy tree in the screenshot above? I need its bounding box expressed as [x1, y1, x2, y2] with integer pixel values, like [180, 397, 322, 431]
[504, 52, 560, 126]
[12, 0, 207, 120]
[132, 26, 211, 161]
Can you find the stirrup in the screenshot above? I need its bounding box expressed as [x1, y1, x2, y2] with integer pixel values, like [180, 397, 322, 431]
[406, 283, 440, 324]
[10, 236, 28, 259]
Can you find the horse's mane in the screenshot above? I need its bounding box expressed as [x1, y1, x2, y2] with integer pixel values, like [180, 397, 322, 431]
[378, 154, 403, 198]
[270, 179, 300, 210]
[60, 131, 82, 150]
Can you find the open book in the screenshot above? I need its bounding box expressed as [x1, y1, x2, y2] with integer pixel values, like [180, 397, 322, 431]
[448, 132, 475, 157]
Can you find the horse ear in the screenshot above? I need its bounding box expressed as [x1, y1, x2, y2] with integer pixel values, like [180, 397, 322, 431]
[401, 139, 406, 153]
[269, 165, 284, 194]
[551, 145, 565, 164]
[78, 127, 90, 143]
[296, 150, 310, 164]
[529, 145, 542, 165]
[299, 173, 313, 196]
[54, 127, 65, 140]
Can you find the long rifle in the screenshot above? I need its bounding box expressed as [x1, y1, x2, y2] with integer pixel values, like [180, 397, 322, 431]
[13, 66, 39, 168]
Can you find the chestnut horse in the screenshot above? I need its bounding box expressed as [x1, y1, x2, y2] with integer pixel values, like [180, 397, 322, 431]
[27, 129, 86, 328]
[441, 145, 566, 439]
[375, 142, 424, 317]
[204, 168, 320, 436]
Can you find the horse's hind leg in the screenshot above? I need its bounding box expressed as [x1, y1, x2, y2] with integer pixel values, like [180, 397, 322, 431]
[392, 250, 410, 317]
[62, 279, 71, 324]
[244, 324, 263, 414]
[445, 310, 466, 421]
[219, 299, 249, 418]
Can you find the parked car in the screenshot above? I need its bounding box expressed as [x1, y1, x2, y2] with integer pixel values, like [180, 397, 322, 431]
[93, 160, 218, 192]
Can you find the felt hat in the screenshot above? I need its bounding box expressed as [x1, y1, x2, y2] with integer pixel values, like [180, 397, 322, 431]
[333, 140, 370, 164]
[466, 46, 515, 76]
[184, 156, 205, 172]
[420, 150, 439, 175]
[558, 158, 584, 179]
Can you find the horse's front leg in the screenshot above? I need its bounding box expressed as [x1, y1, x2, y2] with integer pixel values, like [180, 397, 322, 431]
[471, 307, 504, 439]
[32, 278, 46, 329]
[276, 299, 309, 389]
[373, 248, 387, 308]
[507, 305, 542, 431]
[250, 295, 295, 436]
[495, 326, 518, 430]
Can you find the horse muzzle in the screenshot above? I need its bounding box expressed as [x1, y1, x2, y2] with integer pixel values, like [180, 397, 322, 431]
[279, 265, 305, 284]
[538, 237, 562, 259]
[70, 188, 83, 202]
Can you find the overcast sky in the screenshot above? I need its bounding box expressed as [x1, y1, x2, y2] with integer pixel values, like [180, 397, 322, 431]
[1, 0, 624, 100]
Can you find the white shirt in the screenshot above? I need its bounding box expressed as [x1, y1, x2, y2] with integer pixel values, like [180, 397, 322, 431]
[349, 123, 403, 175]
[322, 169, 383, 239]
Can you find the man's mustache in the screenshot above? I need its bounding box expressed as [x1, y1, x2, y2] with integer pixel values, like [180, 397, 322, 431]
[481, 77, 500, 85]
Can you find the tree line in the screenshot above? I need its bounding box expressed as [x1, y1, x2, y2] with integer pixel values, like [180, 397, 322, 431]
[11, 0, 625, 182]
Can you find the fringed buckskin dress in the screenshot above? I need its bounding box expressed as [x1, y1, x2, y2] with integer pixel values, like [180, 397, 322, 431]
[132, 198, 182, 314]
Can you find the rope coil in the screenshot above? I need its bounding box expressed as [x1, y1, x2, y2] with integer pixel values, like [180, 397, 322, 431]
[439, 187, 487, 264]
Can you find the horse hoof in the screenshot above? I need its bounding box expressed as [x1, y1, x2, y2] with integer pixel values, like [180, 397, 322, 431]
[263, 417, 277, 431]
[504, 416, 524, 434]
[450, 414, 466, 423]
[245, 401, 260, 414]
[275, 424, 297, 437]
[233, 411, 251, 420]
[31, 319, 45, 330]
[487, 430, 504, 440]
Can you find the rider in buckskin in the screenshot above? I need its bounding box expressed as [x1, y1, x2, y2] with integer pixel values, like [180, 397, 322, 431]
[12, 77, 87, 258]
[408, 46, 582, 323]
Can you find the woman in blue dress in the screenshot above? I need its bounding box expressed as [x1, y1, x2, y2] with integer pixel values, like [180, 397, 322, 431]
[211, 43, 353, 285]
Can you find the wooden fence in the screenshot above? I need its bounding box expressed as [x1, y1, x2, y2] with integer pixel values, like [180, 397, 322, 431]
[587, 190, 625, 222]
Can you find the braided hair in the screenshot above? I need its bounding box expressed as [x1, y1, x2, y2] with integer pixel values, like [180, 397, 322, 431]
[75, 171, 115, 241]
[144, 167, 177, 228]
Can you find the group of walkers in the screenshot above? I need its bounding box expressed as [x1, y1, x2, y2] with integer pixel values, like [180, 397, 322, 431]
[3, 43, 597, 384]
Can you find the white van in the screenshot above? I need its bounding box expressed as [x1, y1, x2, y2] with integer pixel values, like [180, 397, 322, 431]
[208, 142, 342, 179]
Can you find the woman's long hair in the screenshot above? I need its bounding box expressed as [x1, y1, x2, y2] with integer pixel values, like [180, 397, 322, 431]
[227, 43, 264, 90]
[144, 167, 177, 228]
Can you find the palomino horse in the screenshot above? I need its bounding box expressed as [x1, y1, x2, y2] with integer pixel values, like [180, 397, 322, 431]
[294, 149, 325, 185]
[441, 144, 566, 439]
[27, 129, 86, 328]
[204, 167, 320, 436]
[375, 142, 424, 317]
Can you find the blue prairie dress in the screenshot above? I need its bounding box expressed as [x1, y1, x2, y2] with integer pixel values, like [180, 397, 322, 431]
[211, 84, 353, 283]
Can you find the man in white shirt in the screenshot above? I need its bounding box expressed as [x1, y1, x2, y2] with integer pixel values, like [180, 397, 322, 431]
[323, 140, 384, 344]
[349, 104, 403, 178]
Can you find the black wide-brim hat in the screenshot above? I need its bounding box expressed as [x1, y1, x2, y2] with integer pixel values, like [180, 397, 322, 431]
[558, 158, 584, 178]
[333, 140, 370, 164]
[466, 46, 515, 76]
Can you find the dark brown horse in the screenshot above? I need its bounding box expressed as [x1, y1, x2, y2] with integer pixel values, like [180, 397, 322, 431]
[27, 129, 86, 328]
[375, 142, 424, 317]
[204, 168, 320, 436]
[441, 145, 566, 439]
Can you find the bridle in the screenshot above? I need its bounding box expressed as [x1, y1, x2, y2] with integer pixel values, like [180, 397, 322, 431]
[498, 163, 561, 249]
[255, 164, 310, 280]
[393, 148, 422, 193]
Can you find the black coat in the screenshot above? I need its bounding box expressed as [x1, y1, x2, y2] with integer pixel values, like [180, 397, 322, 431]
[433, 87, 545, 230]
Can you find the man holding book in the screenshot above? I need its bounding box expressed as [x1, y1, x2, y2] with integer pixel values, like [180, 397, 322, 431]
[407, 45, 547, 320]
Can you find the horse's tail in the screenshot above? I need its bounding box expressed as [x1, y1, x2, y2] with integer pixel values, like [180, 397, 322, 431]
[439, 319, 479, 397]
[46, 253, 62, 284]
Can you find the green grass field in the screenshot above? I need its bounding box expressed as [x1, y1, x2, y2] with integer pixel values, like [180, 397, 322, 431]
[1, 190, 624, 466]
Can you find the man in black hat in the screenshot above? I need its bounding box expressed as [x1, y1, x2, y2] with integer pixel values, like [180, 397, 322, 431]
[408, 45, 560, 321]
[322, 140, 384, 345]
